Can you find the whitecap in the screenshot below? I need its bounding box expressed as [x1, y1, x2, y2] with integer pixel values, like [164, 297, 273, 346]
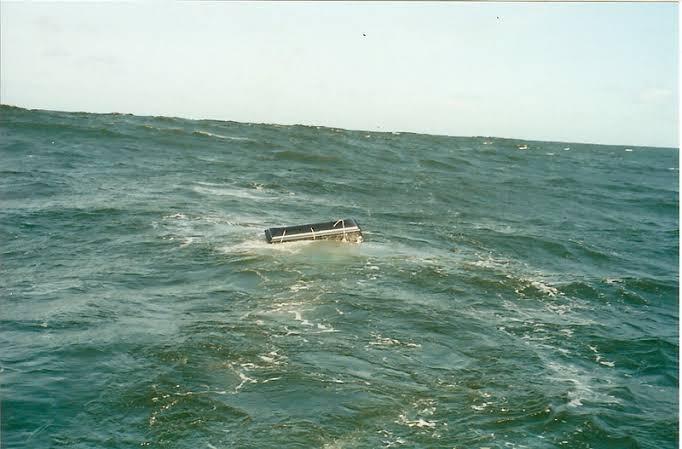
[289, 310, 313, 326]
[545, 360, 620, 406]
[191, 184, 267, 200]
[568, 397, 583, 407]
[194, 130, 252, 140]
[468, 256, 511, 270]
[368, 333, 421, 349]
[179, 236, 196, 247]
[530, 280, 559, 297]
[261, 377, 282, 383]
[395, 413, 437, 428]
[289, 280, 313, 292]
[234, 371, 257, 392]
[589, 345, 615, 367]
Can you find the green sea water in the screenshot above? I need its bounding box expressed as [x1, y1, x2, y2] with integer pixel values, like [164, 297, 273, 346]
[1, 104, 678, 448]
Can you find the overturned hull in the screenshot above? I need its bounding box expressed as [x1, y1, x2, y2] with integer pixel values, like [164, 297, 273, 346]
[265, 218, 363, 244]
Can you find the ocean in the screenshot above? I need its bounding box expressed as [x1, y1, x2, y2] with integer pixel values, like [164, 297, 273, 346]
[1, 104, 678, 448]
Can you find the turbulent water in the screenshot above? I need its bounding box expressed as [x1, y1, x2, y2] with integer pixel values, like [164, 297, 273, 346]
[1, 104, 678, 449]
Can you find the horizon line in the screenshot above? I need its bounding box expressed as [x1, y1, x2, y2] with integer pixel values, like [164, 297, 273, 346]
[0, 102, 677, 150]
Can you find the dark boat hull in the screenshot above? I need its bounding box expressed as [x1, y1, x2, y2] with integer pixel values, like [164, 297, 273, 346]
[265, 218, 363, 244]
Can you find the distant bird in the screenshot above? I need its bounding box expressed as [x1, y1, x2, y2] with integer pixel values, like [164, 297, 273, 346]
[362, 33, 366, 37]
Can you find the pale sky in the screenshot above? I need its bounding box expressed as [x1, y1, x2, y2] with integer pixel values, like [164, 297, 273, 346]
[0, 1, 678, 147]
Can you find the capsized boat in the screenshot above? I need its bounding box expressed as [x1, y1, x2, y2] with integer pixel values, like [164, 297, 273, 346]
[265, 218, 363, 244]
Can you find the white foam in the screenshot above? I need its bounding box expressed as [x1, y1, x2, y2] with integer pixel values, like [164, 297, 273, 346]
[289, 310, 313, 326]
[559, 328, 574, 337]
[262, 377, 282, 383]
[261, 350, 286, 364]
[530, 280, 559, 297]
[179, 237, 196, 247]
[369, 335, 401, 346]
[194, 130, 252, 141]
[290, 280, 312, 292]
[192, 184, 267, 200]
[589, 345, 615, 367]
[143, 124, 183, 133]
[568, 397, 583, 407]
[381, 436, 407, 447]
[546, 360, 620, 406]
[368, 333, 421, 349]
[468, 257, 511, 270]
[234, 371, 257, 392]
[396, 414, 437, 428]
[219, 234, 322, 257]
[512, 275, 562, 299]
[159, 211, 267, 252]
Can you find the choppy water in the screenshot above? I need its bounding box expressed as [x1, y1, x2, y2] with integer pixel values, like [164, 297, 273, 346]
[1, 104, 678, 448]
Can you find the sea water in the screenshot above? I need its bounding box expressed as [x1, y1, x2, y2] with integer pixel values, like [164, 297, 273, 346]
[1, 105, 678, 448]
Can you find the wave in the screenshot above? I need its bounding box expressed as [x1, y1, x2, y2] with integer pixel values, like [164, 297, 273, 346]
[2, 119, 135, 140]
[191, 130, 253, 141]
[419, 157, 456, 170]
[137, 124, 256, 143]
[265, 149, 340, 163]
[2, 104, 677, 449]
[141, 124, 185, 134]
[190, 183, 269, 201]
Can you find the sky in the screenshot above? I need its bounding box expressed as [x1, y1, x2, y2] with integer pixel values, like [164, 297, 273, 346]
[0, 1, 678, 147]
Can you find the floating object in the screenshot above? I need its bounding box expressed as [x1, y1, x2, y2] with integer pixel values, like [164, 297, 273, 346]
[265, 218, 363, 244]
[516, 144, 529, 150]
